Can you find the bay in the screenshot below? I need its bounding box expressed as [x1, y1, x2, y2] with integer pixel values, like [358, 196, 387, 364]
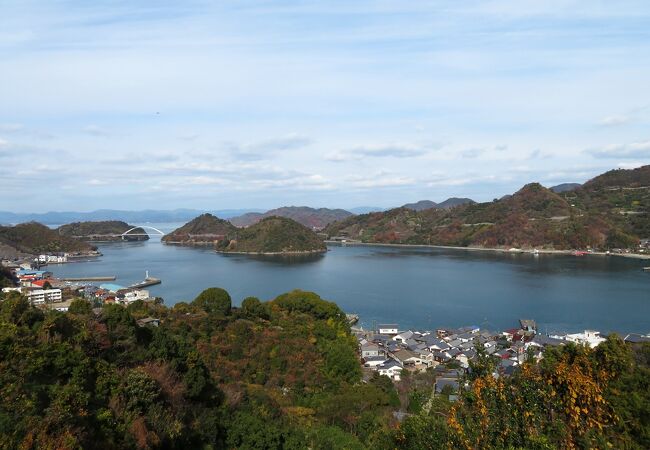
[48, 223, 650, 334]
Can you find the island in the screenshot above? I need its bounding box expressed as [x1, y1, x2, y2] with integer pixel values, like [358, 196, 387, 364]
[216, 216, 327, 254]
[57, 220, 149, 242]
[0, 222, 99, 258]
[161, 213, 238, 245]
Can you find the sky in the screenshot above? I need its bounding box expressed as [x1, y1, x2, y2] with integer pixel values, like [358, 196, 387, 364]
[1, 0, 650, 213]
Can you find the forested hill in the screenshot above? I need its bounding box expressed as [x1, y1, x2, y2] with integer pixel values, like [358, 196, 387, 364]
[0, 222, 96, 256]
[57, 221, 149, 241]
[161, 213, 238, 245]
[325, 165, 650, 250]
[0, 288, 393, 449]
[229, 206, 353, 229]
[217, 216, 327, 253]
[0, 287, 648, 449]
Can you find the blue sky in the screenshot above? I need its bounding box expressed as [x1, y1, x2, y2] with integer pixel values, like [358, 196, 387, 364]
[1, 0, 649, 213]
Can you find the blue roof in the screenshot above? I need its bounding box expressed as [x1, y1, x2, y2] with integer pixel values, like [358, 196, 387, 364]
[99, 283, 125, 292]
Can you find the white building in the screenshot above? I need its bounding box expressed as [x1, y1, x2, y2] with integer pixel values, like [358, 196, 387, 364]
[26, 289, 62, 305]
[378, 324, 399, 335]
[119, 289, 151, 304]
[551, 330, 606, 348]
[377, 361, 404, 381]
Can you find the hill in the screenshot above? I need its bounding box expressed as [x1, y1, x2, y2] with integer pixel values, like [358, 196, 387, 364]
[57, 221, 149, 241]
[402, 200, 437, 211]
[326, 166, 650, 250]
[550, 182, 581, 193]
[0, 222, 97, 256]
[229, 206, 353, 229]
[402, 198, 474, 211]
[161, 213, 238, 245]
[217, 216, 327, 254]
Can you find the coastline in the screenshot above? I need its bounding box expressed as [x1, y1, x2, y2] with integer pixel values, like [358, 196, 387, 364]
[324, 241, 650, 260]
[215, 248, 327, 256]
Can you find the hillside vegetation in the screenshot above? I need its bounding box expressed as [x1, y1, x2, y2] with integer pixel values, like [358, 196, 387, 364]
[162, 214, 238, 245]
[0, 222, 96, 255]
[0, 288, 396, 449]
[217, 216, 327, 254]
[0, 287, 648, 449]
[326, 166, 650, 250]
[57, 221, 149, 241]
[229, 206, 353, 229]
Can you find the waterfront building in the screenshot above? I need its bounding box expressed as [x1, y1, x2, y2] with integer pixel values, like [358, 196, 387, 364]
[378, 324, 399, 335]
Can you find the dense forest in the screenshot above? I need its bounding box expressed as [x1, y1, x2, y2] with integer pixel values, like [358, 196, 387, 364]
[326, 165, 650, 250]
[0, 286, 648, 449]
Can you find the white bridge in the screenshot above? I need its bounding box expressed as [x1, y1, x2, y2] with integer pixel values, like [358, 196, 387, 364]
[121, 226, 165, 238]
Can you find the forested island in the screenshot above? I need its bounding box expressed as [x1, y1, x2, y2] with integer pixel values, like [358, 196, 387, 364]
[326, 165, 650, 251]
[57, 221, 149, 242]
[0, 222, 98, 258]
[161, 213, 237, 245]
[0, 287, 648, 449]
[216, 216, 327, 254]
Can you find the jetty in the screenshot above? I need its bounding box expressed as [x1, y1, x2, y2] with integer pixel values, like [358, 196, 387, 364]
[130, 271, 162, 289]
[61, 276, 116, 281]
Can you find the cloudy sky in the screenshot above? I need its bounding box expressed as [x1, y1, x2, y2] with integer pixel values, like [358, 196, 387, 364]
[1, 0, 649, 213]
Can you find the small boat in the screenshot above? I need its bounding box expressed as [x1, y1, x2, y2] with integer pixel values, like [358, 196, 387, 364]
[643, 267, 650, 272]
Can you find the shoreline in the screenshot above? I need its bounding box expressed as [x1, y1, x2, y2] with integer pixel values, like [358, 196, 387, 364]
[324, 241, 650, 260]
[215, 249, 327, 256]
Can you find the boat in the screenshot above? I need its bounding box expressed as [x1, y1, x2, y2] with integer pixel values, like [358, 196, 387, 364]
[643, 267, 650, 272]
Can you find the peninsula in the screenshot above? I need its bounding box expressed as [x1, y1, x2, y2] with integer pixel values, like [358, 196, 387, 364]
[0, 222, 99, 259]
[216, 216, 327, 254]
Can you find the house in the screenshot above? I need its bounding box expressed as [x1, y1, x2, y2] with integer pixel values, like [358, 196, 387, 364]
[136, 317, 161, 327]
[393, 330, 414, 343]
[378, 324, 399, 335]
[392, 349, 426, 367]
[377, 360, 403, 381]
[361, 343, 381, 358]
[117, 288, 151, 304]
[623, 333, 650, 344]
[363, 356, 388, 368]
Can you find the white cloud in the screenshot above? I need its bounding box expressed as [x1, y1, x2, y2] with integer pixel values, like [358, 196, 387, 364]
[598, 115, 631, 127]
[586, 140, 650, 159]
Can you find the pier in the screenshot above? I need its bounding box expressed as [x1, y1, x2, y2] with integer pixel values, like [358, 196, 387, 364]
[130, 277, 162, 289]
[61, 276, 116, 281]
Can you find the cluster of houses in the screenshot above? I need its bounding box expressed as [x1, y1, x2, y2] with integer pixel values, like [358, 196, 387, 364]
[355, 319, 648, 396]
[1, 261, 153, 311]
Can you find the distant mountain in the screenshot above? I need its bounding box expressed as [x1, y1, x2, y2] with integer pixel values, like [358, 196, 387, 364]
[229, 206, 354, 229]
[0, 222, 97, 257]
[0, 208, 263, 225]
[549, 183, 581, 193]
[348, 206, 384, 214]
[217, 216, 327, 254]
[325, 165, 650, 250]
[402, 198, 474, 211]
[402, 200, 437, 211]
[57, 221, 149, 242]
[162, 214, 238, 245]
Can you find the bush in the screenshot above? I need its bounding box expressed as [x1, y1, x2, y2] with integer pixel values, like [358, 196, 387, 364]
[192, 287, 231, 315]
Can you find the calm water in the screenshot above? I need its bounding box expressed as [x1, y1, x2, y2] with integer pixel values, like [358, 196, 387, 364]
[48, 224, 650, 334]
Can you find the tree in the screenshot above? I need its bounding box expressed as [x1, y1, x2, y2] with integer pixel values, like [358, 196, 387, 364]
[68, 298, 92, 315]
[241, 296, 269, 320]
[192, 287, 231, 315]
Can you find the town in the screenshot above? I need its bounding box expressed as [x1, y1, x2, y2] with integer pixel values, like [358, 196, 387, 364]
[1, 257, 159, 314]
[353, 319, 650, 401]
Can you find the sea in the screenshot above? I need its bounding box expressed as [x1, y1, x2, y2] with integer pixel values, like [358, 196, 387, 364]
[48, 223, 650, 335]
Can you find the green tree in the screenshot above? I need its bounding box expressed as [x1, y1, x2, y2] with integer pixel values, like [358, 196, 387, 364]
[68, 298, 92, 315]
[192, 287, 232, 315]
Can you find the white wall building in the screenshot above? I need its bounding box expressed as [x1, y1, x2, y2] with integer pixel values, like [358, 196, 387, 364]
[27, 289, 62, 305]
[378, 324, 399, 335]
